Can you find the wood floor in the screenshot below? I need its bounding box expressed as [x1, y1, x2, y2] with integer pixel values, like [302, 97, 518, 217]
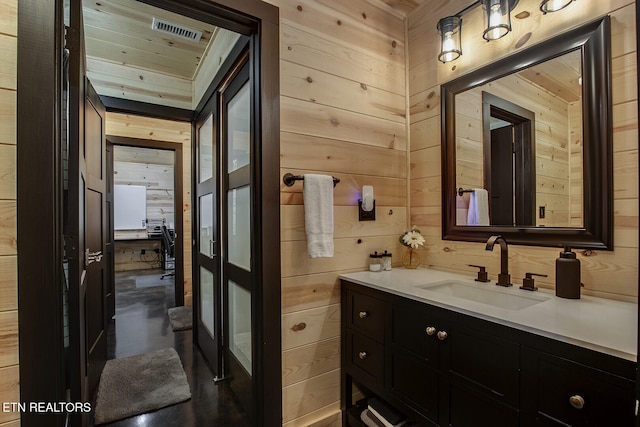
[90, 269, 250, 427]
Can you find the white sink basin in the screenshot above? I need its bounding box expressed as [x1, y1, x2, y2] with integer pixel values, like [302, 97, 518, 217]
[417, 280, 548, 311]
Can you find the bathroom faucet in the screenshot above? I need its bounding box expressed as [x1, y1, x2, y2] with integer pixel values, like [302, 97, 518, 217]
[485, 235, 512, 287]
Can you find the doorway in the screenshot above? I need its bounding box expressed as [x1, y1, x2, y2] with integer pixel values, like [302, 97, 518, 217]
[109, 139, 184, 308]
[17, 0, 281, 426]
[482, 91, 536, 226]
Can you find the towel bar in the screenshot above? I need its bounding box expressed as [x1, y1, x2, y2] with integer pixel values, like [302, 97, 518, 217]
[283, 173, 340, 187]
[457, 187, 476, 196]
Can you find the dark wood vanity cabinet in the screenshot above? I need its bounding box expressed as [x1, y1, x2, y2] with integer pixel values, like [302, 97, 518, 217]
[341, 280, 636, 427]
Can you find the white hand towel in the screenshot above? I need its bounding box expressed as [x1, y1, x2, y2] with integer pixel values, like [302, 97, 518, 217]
[467, 189, 490, 226]
[456, 195, 469, 225]
[303, 174, 334, 258]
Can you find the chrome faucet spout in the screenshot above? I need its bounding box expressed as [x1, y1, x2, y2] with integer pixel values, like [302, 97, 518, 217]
[485, 235, 512, 287]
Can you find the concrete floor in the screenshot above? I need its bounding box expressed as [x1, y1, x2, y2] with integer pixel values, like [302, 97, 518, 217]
[91, 269, 250, 427]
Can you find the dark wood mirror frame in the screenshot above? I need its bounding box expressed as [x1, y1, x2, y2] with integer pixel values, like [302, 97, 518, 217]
[441, 16, 612, 250]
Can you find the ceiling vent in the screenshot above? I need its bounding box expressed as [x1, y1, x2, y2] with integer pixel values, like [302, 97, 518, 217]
[151, 17, 203, 42]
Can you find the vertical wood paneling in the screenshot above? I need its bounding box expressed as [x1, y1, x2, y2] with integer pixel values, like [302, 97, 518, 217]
[106, 113, 193, 302]
[408, 0, 639, 299]
[276, 0, 409, 423]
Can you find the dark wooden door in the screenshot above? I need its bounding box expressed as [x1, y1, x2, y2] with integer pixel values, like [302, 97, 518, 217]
[84, 81, 108, 395]
[67, 0, 108, 415]
[490, 126, 514, 226]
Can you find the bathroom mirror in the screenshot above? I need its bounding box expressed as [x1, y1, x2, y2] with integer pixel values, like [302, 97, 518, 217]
[441, 16, 612, 249]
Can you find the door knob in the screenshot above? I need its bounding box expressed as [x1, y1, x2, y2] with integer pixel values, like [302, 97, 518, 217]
[569, 395, 585, 409]
[425, 326, 436, 335]
[209, 240, 216, 258]
[358, 351, 367, 360]
[359, 311, 368, 319]
[437, 330, 448, 341]
[85, 249, 103, 267]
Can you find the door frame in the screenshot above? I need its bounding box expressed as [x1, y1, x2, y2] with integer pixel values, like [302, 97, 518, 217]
[17, 0, 281, 426]
[107, 136, 185, 307]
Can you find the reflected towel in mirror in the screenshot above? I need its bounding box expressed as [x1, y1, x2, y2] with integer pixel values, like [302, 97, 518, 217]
[467, 189, 489, 225]
[456, 195, 469, 225]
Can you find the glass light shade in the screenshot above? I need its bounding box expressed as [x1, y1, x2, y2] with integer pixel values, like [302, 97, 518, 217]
[539, 0, 574, 13]
[481, 0, 511, 41]
[437, 16, 462, 63]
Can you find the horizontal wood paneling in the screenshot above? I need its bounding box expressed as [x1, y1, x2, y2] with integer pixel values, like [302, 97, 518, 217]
[0, 34, 15, 91]
[0, 310, 17, 366]
[408, 0, 638, 299]
[0, 365, 19, 424]
[114, 240, 162, 272]
[87, 57, 192, 110]
[192, 27, 240, 108]
[282, 337, 340, 387]
[282, 368, 341, 423]
[0, 89, 15, 145]
[0, 201, 16, 256]
[0, 256, 16, 312]
[277, 1, 409, 421]
[0, 0, 17, 37]
[0, 144, 15, 199]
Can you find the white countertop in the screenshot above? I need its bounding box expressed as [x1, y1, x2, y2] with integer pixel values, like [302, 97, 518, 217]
[340, 268, 638, 361]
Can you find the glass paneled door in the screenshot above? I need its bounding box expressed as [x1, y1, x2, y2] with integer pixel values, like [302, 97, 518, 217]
[194, 51, 255, 417]
[195, 97, 222, 377]
[222, 59, 254, 416]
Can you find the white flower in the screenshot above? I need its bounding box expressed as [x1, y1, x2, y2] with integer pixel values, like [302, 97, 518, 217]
[402, 230, 425, 249]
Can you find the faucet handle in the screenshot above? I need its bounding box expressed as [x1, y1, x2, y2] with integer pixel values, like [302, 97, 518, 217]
[468, 264, 490, 283]
[520, 272, 548, 291]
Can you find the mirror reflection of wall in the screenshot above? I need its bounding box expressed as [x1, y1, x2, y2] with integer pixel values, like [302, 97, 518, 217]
[454, 49, 583, 228]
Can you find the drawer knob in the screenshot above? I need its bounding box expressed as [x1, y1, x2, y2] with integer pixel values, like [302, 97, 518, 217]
[359, 311, 368, 319]
[437, 330, 448, 341]
[425, 326, 436, 336]
[358, 351, 368, 360]
[569, 395, 585, 409]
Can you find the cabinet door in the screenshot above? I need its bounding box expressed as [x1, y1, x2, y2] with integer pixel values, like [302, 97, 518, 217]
[521, 347, 635, 426]
[391, 301, 439, 366]
[389, 348, 439, 423]
[442, 317, 520, 408]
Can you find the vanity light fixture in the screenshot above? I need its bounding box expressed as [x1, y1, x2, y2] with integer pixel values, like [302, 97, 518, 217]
[481, 0, 514, 41]
[539, 0, 575, 13]
[437, 16, 462, 63]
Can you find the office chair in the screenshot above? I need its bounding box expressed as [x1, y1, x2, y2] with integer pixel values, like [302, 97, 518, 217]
[161, 225, 175, 280]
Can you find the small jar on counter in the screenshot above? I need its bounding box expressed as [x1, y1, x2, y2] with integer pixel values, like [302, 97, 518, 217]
[380, 251, 392, 271]
[369, 252, 382, 272]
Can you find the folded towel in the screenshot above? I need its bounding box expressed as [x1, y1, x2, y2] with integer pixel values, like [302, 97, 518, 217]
[456, 194, 469, 225]
[467, 189, 490, 226]
[368, 397, 407, 427]
[368, 406, 407, 427]
[361, 409, 386, 427]
[303, 174, 334, 258]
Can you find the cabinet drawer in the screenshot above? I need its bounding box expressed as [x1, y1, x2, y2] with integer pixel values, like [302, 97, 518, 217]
[348, 289, 384, 339]
[521, 348, 635, 426]
[348, 332, 384, 382]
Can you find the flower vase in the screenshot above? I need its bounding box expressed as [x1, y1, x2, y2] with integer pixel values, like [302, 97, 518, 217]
[402, 248, 420, 269]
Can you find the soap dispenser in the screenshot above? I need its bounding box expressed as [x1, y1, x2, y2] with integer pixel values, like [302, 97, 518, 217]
[555, 246, 581, 299]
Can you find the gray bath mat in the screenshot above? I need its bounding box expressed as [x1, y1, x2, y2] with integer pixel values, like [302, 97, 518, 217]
[168, 306, 193, 331]
[94, 348, 191, 424]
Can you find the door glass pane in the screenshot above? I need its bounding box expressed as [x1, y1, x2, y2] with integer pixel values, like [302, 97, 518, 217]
[199, 193, 213, 256]
[227, 186, 250, 270]
[199, 113, 214, 183]
[227, 82, 250, 173]
[228, 280, 251, 375]
[200, 267, 215, 337]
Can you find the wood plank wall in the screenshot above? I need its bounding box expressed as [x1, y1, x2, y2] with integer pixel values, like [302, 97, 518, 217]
[0, 0, 19, 424]
[105, 113, 194, 304]
[408, 0, 638, 301]
[260, 0, 409, 424]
